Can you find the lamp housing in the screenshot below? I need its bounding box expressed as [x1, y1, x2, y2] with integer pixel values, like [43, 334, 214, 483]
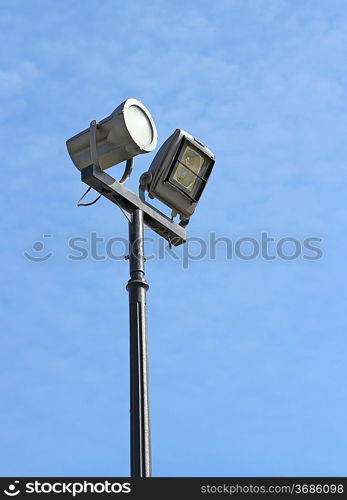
[66, 98, 158, 171]
[145, 129, 215, 220]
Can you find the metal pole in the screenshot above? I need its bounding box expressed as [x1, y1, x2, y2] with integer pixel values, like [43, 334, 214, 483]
[126, 208, 152, 477]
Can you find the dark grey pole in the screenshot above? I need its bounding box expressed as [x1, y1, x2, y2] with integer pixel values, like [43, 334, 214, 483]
[126, 208, 151, 477]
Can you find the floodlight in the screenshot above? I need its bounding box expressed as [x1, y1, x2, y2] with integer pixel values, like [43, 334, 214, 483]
[141, 129, 215, 224]
[66, 98, 158, 171]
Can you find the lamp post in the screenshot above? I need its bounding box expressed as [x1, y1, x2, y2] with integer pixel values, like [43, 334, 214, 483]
[127, 207, 151, 477]
[66, 98, 215, 477]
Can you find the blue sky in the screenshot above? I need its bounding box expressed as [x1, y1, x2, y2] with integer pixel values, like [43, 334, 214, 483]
[1, 0, 347, 477]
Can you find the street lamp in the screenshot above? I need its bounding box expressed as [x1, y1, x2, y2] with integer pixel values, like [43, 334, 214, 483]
[66, 98, 216, 478]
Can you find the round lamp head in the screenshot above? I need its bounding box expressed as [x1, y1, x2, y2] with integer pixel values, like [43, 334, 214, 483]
[66, 98, 158, 171]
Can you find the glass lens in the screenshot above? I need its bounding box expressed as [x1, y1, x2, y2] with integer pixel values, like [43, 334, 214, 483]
[126, 105, 153, 146]
[179, 145, 204, 175]
[172, 162, 198, 191]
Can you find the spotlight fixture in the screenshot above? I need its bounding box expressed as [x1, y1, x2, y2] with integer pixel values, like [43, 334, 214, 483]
[66, 98, 158, 171]
[141, 129, 215, 226]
